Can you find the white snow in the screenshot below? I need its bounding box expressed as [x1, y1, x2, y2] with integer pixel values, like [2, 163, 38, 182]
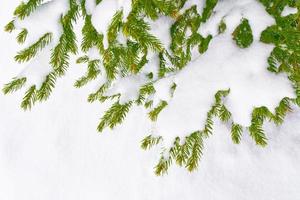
[1, 0, 300, 200]
[282, 5, 298, 16]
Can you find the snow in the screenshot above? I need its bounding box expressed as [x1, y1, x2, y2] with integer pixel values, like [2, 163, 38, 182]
[1, 0, 300, 200]
[282, 5, 298, 16]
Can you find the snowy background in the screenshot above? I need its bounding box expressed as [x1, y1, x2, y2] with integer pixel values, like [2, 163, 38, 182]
[1, 0, 300, 199]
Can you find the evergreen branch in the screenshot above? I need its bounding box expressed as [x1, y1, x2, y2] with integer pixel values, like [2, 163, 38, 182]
[232, 18, 253, 48]
[76, 55, 89, 64]
[148, 101, 168, 121]
[17, 28, 28, 44]
[74, 60, 100, 88]
[4, 20, 15, 33]
[15, 32, 52, 63]
[185, 131, 203, 172]
[51, 2, 79, 76]
[231, 123, 243, 144]
[141, 135, 163, 150]
[2, 77, 27, 94]
[81, 14, 104, 53]
[248, 123, 268, 146]
[97, 101, 132, 132]
[107, 10, 123, 44]
[154, 154, 172, 176]
[136, 83, 155, 105]
[36, 72, 57, 101]
[219, 104, 232, 122]
[88, 82, 111, 103]
[123, 18, 163, 52]
[14, 0, 44, 19]
[21, 85, 37, 110]
[202, 0, 218, 22]
[273, 97, 292, 125]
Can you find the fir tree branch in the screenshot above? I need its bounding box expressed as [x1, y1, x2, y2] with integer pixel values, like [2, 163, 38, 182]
[15, 32, 52, 63]
[14, 0, 44, 19]
[97, 101, 132, 132]
[21, 85, 37, 110]
[148, 101, 168, 121]
[141, 135, 163, 150]
[2, 77, 27, 94]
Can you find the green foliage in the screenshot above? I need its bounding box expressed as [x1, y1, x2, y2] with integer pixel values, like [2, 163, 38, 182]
[231, 123, 243, 144]
[36, 72, 57, 102]
[51, 1, 79, 76]
[107, 10, 123, 44]
[75, 60, 100, 88]
[15, 32, 52, 63]
[258, 0, 297, 17]
[21, 85, 37, 110]
[81, 14, 104, 53]
[202, 0, 218, 22]
[141, 135, 163, 150]
[232, 18, 253, 48]
[148, 101, 168, 121]
[14, 0, 44, 19]
[4, 20, 15, 33]
[97, 101, 132, 132]
[136, 83, 156, 105]
[2, 77, 27, 94]
[218, 19, 227, 34]
[17, 29, 28, 44]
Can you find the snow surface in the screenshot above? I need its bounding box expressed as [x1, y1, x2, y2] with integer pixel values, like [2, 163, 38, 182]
[0, 0, 300, 199]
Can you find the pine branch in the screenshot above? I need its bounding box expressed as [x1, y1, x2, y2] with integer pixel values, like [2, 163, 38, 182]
[232, 18, 253, 48]
[88, 82, 111, 103]
[148, 101, 168, 121]
[97, 101, 132, 132]
[136, 83, 155, 105]
[15, 32, 52, 63]
[185, 131, 203, 172]
[141, 135, 163, 150]
[4, 20, 15, 33]
[36, 72, 57, 101]
[14, 0, 44, 19]
[81, 14, 104, 53]
[51, 2, 79, 76]
[107, 10, 123, 44]
[219, 104, 232, 122]
[202, 0, 218, 22]
[2, 77, 27, 94]
[17, 29, 28, 44]
[21, 85, 37, 110]
[74, 60, 100, 88]
[231, 123, 243, 144]
[154, 154, 172, 176]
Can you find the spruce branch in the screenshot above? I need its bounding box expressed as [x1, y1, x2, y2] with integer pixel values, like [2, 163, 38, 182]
[36, 72, 57, 102]
[185, 131, 203, 172]
[97, 101, 132, 132]
[154, 154, 172, 176]
[148, 101, 168, 121]
[2, 77, 27, 94]
[14, 0, 44, 19]
[21, 85, 37, 110]
[4, 20, 15, 33]
[15, 32, 52, 63]
[17, 29, 28, 44]
[231, 123, 243, 144]
[141, 135, 163, 150]
[51, 2, 79, 76]
[107, 10, 123, 44]
[232, 18, 253, 48]
[81, 14, 104, 53]
[74, 60, 100, 88]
